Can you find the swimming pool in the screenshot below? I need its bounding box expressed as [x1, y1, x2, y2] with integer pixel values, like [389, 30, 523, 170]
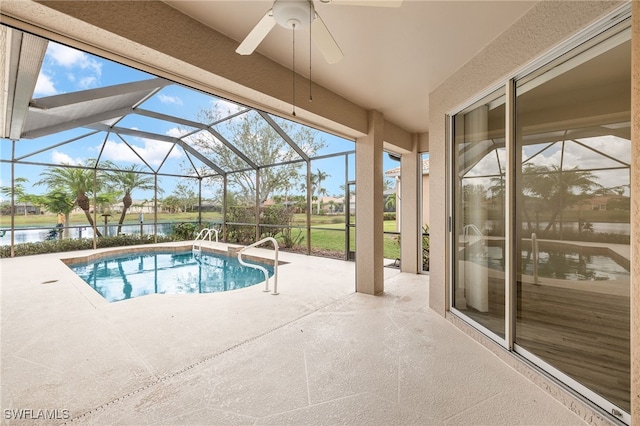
[67, 250, 274, 302]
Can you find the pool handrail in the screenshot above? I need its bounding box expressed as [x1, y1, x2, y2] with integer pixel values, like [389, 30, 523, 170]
[237, 237, 279, 295]
[193, 228, 219, 253]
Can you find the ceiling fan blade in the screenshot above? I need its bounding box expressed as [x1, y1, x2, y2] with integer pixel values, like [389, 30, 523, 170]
[324, 0, 402, 7]
[236, 10, 277, 55]
[311, 14, 344, 64]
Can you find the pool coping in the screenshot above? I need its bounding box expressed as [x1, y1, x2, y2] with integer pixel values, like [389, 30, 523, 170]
[59, 242, 288, 268]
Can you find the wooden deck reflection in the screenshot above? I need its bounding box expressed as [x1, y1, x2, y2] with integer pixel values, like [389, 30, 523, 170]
[460, 276, 630, 412]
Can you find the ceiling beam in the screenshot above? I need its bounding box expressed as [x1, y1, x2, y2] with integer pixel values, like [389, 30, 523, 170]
[1, 28, 48, 140]
[23, 106, 133, 139]
[258, 111, 310, 162]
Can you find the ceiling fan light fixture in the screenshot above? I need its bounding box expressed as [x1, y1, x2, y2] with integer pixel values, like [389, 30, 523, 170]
[272, 0, 314, 30]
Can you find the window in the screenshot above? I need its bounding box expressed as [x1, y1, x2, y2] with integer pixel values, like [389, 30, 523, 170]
[515, 28, 631, 416]
[452, 87, 506, 339]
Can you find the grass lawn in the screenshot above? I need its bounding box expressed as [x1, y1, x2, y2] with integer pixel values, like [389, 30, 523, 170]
[296, 221, 399, 259]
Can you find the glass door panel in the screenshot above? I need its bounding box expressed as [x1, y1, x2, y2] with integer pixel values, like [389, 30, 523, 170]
[515, 36, 631, 414]
[452, 88, 506, 339]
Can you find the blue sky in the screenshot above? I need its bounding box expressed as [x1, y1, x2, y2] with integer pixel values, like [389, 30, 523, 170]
[1, 39, 402, 202]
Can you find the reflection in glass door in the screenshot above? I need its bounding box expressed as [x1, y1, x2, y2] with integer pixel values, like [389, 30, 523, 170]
[452, 88, 506, 339]
[515, 33, 631, 414]
[450, 13, 632, 421]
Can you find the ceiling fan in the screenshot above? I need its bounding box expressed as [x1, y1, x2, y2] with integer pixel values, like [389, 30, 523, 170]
[236, 0, 402, 64]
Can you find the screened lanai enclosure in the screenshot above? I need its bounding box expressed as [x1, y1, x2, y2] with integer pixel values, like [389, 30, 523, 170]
[1, 27, 359, 258]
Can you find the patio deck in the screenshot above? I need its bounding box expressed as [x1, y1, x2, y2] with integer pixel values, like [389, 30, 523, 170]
[1, 242, 587, 425]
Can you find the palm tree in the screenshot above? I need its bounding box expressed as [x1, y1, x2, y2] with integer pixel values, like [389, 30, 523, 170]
[0, 177, 32, 216]
[522, 164, 601, 233]
[37, 163, 104, 237]
[34, 189, 75, 238]
[106, 165, 156, 235]
[311, 169, 329, 214]
[385, 193, 397, 211]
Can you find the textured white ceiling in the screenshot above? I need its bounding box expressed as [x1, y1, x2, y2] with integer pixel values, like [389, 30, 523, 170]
[164, 0, 536, 134]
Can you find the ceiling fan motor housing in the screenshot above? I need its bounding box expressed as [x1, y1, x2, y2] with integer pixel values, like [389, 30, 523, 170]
[272, 0, 314, 30]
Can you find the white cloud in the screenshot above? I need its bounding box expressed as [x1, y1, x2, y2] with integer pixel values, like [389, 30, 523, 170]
[34, 73, 58, 97]
[166, 127, 192, 138]
[42, 43, 102, 91]
[51, 150, 83, 166]
[78, 76, 98, 90]
[100, 138, 182, 166]
[158, 94, 183, 105]
[48, 43, 102, 76]
[465, 147, 505, 179]
[212, 99, 243, 116]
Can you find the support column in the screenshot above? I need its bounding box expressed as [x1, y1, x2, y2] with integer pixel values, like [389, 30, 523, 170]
[355, 110, 384, 294]
[400, 134, 420, 273]
[630, 2, 639, 423]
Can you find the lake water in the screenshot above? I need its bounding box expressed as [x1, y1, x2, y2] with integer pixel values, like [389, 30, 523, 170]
[0, 222, 176, 246]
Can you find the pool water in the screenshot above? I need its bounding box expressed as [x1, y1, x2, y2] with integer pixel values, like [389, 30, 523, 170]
[520, 249, 629, 281]
[68, 251, 274, 302]
[474, 247, 629, 281]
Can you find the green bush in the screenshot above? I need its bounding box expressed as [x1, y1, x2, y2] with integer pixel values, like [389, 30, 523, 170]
[383, 213, 396, 221]
[393, 224, 430, 271]
[171, 222, 197, 240]
[226, 206, 257, 244]
[260, 205, 303, 248]
[0, 234, 173, 258]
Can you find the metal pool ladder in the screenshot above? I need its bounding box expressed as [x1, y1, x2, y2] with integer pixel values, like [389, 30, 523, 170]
[193, 228, 219, 255]
[237, 237, 279, 295]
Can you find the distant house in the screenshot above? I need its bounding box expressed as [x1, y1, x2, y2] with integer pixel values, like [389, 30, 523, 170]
[318, 196, 344, 214]
[263, 197, 345, 214]
[385, 158, 430, 229]
[195, 200, 221, 212]
[11, 202, 41, 215]
[580, 194, 630, 211]
[110, 200, 155, 214]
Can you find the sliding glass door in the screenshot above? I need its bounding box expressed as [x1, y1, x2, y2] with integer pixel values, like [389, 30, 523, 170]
[451, 16, 631, 421]
[452, 88, 506, 339]
[514, 29, 631, 415]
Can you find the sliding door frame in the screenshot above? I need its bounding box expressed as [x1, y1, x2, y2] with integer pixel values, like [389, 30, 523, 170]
[446, 4, 632, 423]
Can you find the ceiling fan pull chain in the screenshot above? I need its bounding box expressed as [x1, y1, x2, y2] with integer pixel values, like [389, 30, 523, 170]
[292, 22, 296, 117]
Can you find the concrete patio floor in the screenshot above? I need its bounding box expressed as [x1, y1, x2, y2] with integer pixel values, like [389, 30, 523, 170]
[1, 243, 587, 425]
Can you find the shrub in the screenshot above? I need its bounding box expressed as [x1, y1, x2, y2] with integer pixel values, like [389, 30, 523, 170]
[392, 224, 430, 271]
[259, 205, 303, 248]
[0, 234, 173, 258]
[225, 206, 257, 244]
[383, 213, 396, 221]
[172, 222, 197, 240]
